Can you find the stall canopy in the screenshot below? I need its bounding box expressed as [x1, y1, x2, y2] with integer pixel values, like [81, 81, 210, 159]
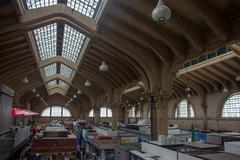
[11, 107, 39, 116]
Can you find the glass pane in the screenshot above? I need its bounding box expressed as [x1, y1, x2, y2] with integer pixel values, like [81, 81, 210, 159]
[89, 109, 94, 117]
[43, 63, 57, 77]
[107, 108, 112, 117]
[175, 100, 195, 118]
[60, 63, 75, 78]
[100, 107, 107, 117]
[62, 24, 86, 63]
[222, 92, 240, 118]
[33, 23, 57, 61]
[128, 107, 135, 117]
[41, 107, 51, 117]
[67, 0, 101, 18]
[51, 106, 62, 117]
[26, 0, 57, 9]
[62, 108, 71, 117]
[48, 80, 57, 87]
[59, 80, 69, 88]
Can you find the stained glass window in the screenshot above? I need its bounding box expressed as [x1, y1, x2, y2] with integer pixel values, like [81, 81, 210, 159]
[222, 92, 240, 118]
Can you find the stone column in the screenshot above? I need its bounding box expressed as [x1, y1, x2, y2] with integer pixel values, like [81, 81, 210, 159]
[94, 108, 100, 126]
[156, 96, 169, 136]
[111, 105, 119, 130]
[150, 96, 158, 140]
[85, 111, 89, 126]
[201, 99, 208, 131]
[124, 105, 128, 123]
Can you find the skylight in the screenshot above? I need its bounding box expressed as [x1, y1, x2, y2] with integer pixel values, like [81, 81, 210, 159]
[59, 80, 69, 88]
[43, 63, 57, 77]
[60, 64, 75, 79]
[62, 24, 86, 63]
[25, 0, 57, 9]
[48, 80, 57, 87]
[67, 0, 101, 18]
[33, 23, 57, 60]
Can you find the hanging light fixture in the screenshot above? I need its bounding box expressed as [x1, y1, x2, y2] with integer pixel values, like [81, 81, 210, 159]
[222, 87, 228, 93]
[40, 97, 43, 101]
[99, 61, 108, 72]
[70, 98, 73, 102]
[84, 80, 91, 87]
[73, 94, 77, 98]
[77, 89, 82, 94]
[36, 93, 40, 98]
[152, 0, 171, 22]
[22, 76, 29, 84]
[32, 88, 36, 93]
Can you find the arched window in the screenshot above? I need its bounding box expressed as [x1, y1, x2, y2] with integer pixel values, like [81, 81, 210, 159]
[41, 106, 71, 117]
[136, 110, 140, 118]
[221, 92, 240, 118]
[175, 99, 195, 118]
[128, 107, 136, 117]
[89, 109, 94, 117]
[100, 107, 112, 117]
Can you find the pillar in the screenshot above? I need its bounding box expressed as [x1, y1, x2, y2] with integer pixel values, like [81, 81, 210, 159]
[150, 96, 158, 140]
[111, 105, 119, 130]
[94, 108, 100, 126]
[156, 97, 169, 136]
[124, 105, 128, 123]
[201, 97, 208, 131]
[85, 111, 89, 126]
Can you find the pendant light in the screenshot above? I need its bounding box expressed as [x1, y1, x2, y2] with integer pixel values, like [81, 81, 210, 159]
[32, 88, 36, 93]
[99, 61, 108, 72]
[73, 94, 77, 98]
[36, 93, 40, 98]
[77, 89, 82, 94]
[152, 0, 171, 22]
[22, 76, 29, 84]
[84, 80, 91, 87]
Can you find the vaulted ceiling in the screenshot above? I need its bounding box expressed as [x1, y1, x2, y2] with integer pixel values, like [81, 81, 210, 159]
[0, 0, 240, 109]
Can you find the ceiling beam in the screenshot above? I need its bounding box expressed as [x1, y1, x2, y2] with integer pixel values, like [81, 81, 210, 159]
[186, 0, 229, 41]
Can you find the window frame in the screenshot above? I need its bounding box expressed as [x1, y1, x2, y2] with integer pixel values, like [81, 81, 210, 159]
[174, 99, 195, 119]
[41, 106, 72, 117]
[100, 107, 112, 118]
[89, 109, 94, 117]
[220, 91, 240, 119]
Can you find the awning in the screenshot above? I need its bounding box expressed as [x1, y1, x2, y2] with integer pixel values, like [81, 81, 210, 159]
[11, 107, 39, 116]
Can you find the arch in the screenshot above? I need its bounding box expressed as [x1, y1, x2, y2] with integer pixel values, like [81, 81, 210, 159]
[174, 99, 195, 118]
[221, 91, 240, 118]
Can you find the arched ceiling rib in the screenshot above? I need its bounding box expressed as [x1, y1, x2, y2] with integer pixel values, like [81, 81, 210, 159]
[0, 0, 240, 106]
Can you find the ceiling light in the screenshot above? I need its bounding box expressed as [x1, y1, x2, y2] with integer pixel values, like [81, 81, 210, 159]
[222, 88, 228, 93]
[73, 94, 77, 98]
[185, 87, 191, 92]
[187, 93, 191, 98]
[36, 93, 40, 98]
[32, 88, 36, 93]
[22, 76, 29, 84]
[236, 75, 240, 81]
[40, 97, 43, 101]
[152, 0, 171, 22]
[140, 97, 144, 101]
[99, 61, 108, 72]
[77, 89, 82, 94]
[70, 98, 73, 102]
[84, 80, 91, 87]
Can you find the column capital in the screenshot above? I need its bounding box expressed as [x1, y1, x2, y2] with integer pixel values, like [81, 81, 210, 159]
[144, 88, 171, 102]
